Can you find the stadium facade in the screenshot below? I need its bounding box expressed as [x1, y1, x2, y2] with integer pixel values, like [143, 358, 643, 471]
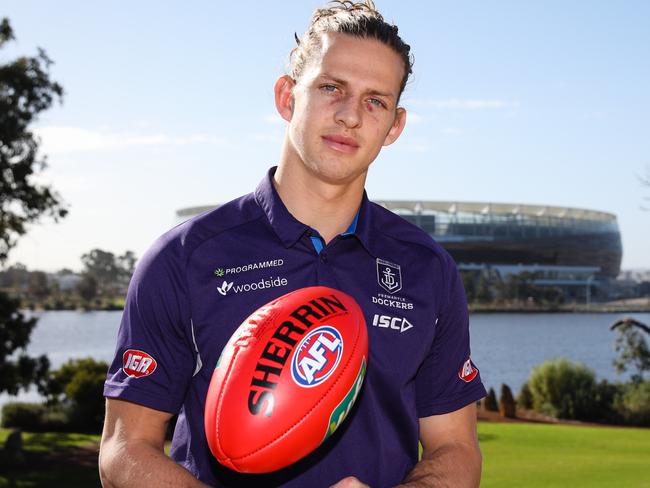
[177, 200, 622, 299]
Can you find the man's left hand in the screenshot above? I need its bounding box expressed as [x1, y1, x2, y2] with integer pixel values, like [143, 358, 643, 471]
[330, 476, 370, 488]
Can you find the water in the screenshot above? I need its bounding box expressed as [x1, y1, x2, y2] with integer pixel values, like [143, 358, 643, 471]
[2, 311, 648, 408]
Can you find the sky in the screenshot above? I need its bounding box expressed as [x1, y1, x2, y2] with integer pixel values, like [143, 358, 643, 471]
[2, 1, 649, 272]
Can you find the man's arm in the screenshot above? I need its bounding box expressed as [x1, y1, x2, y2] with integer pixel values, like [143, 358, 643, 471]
[396, 402, 482, 488]
[330, 403, 481, 488]
[99, 398, 210, 488]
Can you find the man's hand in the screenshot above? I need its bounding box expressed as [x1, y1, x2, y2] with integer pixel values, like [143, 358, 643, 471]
[330, 476, 370, 488]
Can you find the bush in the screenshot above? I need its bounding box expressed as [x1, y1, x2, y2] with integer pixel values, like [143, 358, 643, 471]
[1, 402, 71, 432]
[41, 357, 109, 433]
[526, 358, 598, 420]
[614, 380, 650, 426]
[484, 387, 498, 411]
[499, 384, 516, 418]
[1, 402, 47, 431]
[517, 382, 533, 409]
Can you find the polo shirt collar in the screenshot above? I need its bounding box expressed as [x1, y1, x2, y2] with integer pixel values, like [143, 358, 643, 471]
[254, 167, 308, 248]
[254, 166, 377, 256]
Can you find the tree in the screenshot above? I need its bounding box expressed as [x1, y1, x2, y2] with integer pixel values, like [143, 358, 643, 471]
[81, 248, 119, 291]
[0, 18, 64, 395]
[27, 270, 50, 300]
[499, 383, 516, 418]
[0, 18, 67, 261]
[611, 319, 650, 382]
[76, 273, 98, 304]
[81, 248, 137, 293]
[0, 292, 49, 394]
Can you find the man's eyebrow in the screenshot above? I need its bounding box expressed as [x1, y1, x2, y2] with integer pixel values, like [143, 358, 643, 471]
[318, 73, 396, 99]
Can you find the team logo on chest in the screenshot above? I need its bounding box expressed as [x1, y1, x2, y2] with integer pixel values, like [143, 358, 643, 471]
[376, 258, 402, 294]
[291, 326, 343, 388]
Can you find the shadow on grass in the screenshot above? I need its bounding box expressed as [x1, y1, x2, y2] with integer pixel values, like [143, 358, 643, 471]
[478, 433, 497, 442]
[0, 432, 100, 488]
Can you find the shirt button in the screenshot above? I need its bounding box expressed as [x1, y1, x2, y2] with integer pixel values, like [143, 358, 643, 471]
[320, 253, 328, 263]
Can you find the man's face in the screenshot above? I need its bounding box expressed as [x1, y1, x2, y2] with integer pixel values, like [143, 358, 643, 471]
[280, 32, 407, 186]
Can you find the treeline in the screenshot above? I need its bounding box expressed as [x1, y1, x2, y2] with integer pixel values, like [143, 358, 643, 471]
[0, 249, 137, 310]
[462, 270, 568, 307]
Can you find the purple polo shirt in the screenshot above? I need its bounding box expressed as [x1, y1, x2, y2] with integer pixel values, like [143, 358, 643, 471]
[104, 167, 486, 487]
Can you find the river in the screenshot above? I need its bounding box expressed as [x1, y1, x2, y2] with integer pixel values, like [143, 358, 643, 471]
[2, 310, 648, 407]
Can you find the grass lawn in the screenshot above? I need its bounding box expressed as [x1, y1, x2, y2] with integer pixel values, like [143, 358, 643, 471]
[479, 422, 650, 488]
[1, 423, 648, 486]
[0, 430, 101, 488]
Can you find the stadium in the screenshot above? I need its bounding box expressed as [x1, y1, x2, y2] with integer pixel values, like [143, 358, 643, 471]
[177, 200, 622, 300]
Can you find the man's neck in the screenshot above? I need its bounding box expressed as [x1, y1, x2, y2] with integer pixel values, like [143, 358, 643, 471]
[273, 161, 365, 245]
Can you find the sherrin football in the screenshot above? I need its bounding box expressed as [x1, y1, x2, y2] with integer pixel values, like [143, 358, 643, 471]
[204, 286, 368, 473]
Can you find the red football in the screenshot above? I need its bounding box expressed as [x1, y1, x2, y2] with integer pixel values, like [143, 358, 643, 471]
[204, 286, 368, 473]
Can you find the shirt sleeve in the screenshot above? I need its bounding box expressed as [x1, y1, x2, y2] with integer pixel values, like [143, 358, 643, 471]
[414, 256, 486, 417]
[103, 235, 195, 414]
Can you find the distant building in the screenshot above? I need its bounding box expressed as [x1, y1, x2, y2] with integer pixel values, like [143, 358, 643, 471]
[177, 200, 622, 300]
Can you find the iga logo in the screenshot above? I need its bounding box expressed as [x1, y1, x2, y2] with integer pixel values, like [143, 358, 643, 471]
[376, 258, 402, 294]
[458, 358, 479, 383]
[122, 349, 157, 378]
[292, 326, 343, 388]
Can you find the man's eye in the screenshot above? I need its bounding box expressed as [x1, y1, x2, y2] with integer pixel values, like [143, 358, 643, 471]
[320, 84, 338, 93]
[368, 98, 386, 108]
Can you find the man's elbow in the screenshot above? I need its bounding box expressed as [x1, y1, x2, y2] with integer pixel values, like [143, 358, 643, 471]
[98, 436, 123, 487]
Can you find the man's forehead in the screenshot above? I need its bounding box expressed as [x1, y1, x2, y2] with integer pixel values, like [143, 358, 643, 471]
[302, 32, 403, 96]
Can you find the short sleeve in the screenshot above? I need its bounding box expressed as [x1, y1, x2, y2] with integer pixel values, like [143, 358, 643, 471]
[414, 257, 486, 417]
[103, 236, 195, 414]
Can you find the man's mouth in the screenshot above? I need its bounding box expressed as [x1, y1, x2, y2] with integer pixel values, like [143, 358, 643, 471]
[322, 135, 360, 154]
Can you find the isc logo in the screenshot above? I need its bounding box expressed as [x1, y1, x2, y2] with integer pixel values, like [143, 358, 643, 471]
[291, 326, 343, 388]
[122, 349, 157, 378]
[372, 314, 414, 333]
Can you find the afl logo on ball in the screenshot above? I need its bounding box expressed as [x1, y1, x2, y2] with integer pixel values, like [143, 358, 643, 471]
[292, 326, 343, 388]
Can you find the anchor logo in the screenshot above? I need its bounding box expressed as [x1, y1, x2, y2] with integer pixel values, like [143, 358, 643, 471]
[376, 258, 402, 294]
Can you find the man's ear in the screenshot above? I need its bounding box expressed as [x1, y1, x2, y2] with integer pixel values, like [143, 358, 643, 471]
[274, 75, 296, 122]
[383, 107, 407, 146]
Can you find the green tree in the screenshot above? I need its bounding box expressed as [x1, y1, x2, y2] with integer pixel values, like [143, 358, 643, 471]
[27, 270, 50, 300]
[81, 248, 119, 291]
[0, 292, 49, 394]
[0, 18, 66, 260]
[0, 18, 64, 395]
[499, 383, 516, 418]
[42, 357, 109, 432]
[76, 273, 98, 304]
[483, 387, 498, 412]
[611, 320, 650, 382]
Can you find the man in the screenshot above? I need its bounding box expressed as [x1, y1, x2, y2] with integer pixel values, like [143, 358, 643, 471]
[100, 2, 486, 487]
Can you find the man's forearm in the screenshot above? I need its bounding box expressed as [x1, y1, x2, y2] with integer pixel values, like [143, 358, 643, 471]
[394, 441, 482, 488]
[99, 438, 210, 488]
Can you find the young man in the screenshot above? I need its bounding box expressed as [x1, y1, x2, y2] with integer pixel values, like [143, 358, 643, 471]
[100, 2, 486, 487]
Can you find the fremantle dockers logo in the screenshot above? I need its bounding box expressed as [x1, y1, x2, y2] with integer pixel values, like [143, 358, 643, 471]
[376, 258, 402, 294]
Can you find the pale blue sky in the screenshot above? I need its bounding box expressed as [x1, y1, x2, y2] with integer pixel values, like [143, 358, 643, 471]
[3, 1, 649, 271]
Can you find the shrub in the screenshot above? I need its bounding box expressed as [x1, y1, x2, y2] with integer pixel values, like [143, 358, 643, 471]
[614, 380, 650, 426]
[1, 402, 47, 431]
[499, 384, 516, 418]
[517, 382, 533, 409]
[484, 388, 498, 411]
[526, 358, 598, 420]
[41, 357, 109, 433]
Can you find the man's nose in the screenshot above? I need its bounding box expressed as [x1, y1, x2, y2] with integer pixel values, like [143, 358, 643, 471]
[335, 96, 362, 129]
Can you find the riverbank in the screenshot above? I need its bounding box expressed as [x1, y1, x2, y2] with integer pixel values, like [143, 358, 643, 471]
[470, 298, 650, 314]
